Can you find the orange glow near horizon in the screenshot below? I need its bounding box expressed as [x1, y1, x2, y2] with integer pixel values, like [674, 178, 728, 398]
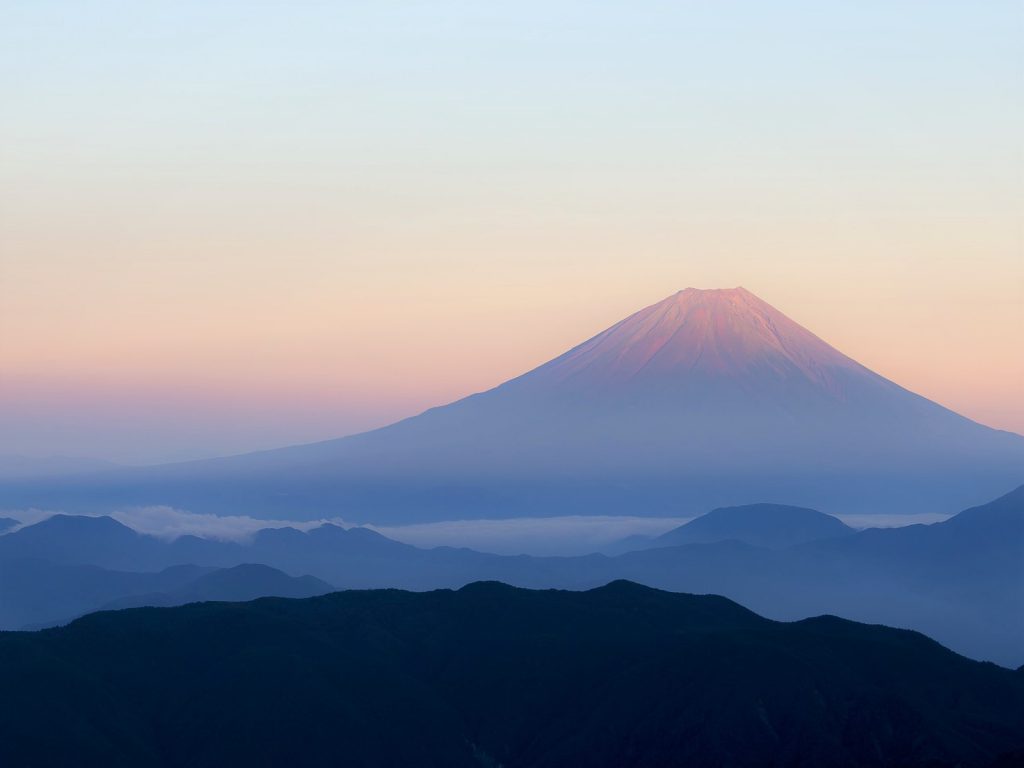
[3, 258, 1021, 463]
[1, 2, 1021, 462]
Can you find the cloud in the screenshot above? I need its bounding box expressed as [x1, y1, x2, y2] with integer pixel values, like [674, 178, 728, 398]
[109, 506, 357, 542]
[0, 508, 56, 530]
[835, 512, 952, 529]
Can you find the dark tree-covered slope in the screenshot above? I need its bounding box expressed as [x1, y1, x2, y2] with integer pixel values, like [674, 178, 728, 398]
[0, 581, 1022, 768]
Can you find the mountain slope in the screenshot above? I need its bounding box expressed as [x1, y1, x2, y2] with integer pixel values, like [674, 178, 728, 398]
[1, 288, 1019, 522]
[613, 486, 1024, 666]
[0, 559, 334, 630]
[0, 514, 161, 570]
[0, 561, 212, 629]
[647, 503, 853, 549]
[99, 564, 334, 610]
[0, 582, 1021, 767]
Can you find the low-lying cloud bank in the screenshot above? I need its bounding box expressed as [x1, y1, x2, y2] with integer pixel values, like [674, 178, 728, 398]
[374, 513, 953, 555]
[0, 507, 953, 555]
[0, 507, 688, 555]
[372, 516, 692, 556]
[1, 506, 351, 543]
[835, 513, 952, 529]
[106, 506, 354, 542]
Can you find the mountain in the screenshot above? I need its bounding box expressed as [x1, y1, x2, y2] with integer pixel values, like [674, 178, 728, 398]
[0, 582, 1021, 767]
[1, 560, 332, 630]
[0, 561, 212, 629]
[0, 514, 163, 571]
[1, 288, 1020, 522]
[97, 564, 334, 610]
[646, 503, 854, 549]
[612, 486, 1024, 666]
[1, 487, 1020, 666]
[0, 514, 434, 580]
[0, 515, 599, 594]
[797, 484, 1024, 661]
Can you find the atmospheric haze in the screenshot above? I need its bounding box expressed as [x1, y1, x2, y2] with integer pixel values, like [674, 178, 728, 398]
[2, 288, 1020, 523]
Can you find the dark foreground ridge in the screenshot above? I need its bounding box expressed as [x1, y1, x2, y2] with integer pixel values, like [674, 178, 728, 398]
[0, 581, 1022, 767]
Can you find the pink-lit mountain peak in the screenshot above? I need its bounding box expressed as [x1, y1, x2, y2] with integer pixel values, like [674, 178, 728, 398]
[7, 286, 1021, 523]
[531, 287, 863, 391]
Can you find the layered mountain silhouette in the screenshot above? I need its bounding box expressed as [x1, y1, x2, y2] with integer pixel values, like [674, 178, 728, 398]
[2, 487, 1020, 665]
[1, 582, 1022, 767]
[0, 560, 211, 630]
[95, 563, 333, 611]
[1, 288, 1020, 522]
[611, 486, 1024, 666]
[0, 555, 333, 630]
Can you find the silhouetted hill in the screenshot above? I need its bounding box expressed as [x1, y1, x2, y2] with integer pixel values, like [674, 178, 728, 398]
[647, 503, 853, 549]
[0, 514, 160, 570]
[0, 560, 211, 629]
[0, 559, 333, 630]
[0, 582, 1021, 767]
[100, 564, 334, 609]
[808, 484, 1024, 613]
[941, 483, 1024, 535]
[0, 517, 421, 576]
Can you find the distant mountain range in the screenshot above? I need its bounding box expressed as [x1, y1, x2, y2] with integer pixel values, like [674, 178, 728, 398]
[1, 581, 1021, 767]
[3, 486, 1021, 666]
[1, 288, 1021, 522]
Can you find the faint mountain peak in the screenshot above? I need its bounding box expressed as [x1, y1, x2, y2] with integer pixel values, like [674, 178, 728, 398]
[0, 514, 151, 570]
[940, 484, 1024, 532]
[175, 563, 333, 597]
[649, 503, 854, 550]
[29, 514, 136, 536]
[97, 563, 334, 612]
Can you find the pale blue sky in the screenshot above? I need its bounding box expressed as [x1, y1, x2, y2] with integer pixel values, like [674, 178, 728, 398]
[2, 2, 1022, 461]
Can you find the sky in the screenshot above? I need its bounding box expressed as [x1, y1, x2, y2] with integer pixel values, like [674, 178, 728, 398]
[1, 1, 1022, 464]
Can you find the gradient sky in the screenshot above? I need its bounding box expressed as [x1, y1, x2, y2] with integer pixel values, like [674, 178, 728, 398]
[2, 1, 1022, 463]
